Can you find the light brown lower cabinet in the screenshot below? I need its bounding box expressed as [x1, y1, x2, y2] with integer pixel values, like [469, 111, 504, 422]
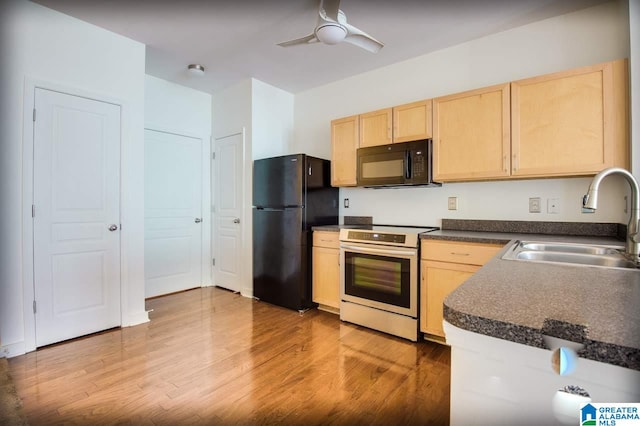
[312, 231, 340, 313]
[420, 240, 503, 341]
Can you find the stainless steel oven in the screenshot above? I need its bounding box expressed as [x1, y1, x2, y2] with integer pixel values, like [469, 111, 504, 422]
[339, 226, 437, 341]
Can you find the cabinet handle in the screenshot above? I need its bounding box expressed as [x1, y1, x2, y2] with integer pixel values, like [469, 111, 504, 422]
[450, 252, 470, 256]
[512, 154, 518, 172]
[503, 154, 508, 172]
[387, 126, 392, 141]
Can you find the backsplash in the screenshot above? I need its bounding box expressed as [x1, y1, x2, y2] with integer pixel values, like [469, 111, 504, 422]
[441, 219, 625, 239]
[343, 216, 373, 225]
[339, 176, 630, 228]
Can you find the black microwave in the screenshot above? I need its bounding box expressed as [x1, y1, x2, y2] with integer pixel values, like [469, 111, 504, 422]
[356, 139, 439, 187]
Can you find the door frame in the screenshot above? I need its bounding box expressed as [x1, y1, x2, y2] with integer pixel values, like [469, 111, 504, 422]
[143, 125, 212, 291]
[21, 78, 126, 354]
[212, 129, 247, 295]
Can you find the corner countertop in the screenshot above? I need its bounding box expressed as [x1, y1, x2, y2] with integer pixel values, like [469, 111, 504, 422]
[428, 226, 639, 371]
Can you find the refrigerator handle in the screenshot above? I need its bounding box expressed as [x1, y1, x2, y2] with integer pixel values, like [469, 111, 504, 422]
[255, 207, 286, 211]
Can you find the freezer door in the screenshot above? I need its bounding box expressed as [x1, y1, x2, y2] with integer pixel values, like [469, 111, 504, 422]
[253, 155, 304, 207]
[252, 207, 312, 311]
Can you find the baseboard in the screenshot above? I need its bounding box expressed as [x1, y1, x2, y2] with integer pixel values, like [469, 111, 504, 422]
[122, 310, 150, 327]
[0, 341, 26, 358]
[317, 304, 340, 315]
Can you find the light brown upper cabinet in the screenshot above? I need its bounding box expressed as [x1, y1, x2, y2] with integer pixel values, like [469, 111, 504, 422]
[393, 100, 433, 143]
[433, 83, 511, 182]
[331, 115, 359, 187]
[511, 59, 629, 177]
[360, 100, 433, 148]
[359, 108, 393, 148]
[433, 59, 628, 183]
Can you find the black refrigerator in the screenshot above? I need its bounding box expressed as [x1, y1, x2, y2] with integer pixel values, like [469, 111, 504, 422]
[253, 154, 339, 311]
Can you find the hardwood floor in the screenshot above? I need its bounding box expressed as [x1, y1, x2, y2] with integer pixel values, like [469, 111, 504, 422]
[7, 287, 451, 425]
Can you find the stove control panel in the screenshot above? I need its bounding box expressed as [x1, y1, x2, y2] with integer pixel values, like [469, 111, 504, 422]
[347, 231, 406, 244]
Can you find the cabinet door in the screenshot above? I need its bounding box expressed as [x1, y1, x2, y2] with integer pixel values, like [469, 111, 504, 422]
[331, 115, 359, 187]
[312, 246, 340, 310]
[359, 108, 393, 148]
[393, 100, 432, 143]
[420, 260, 478, 338]
[511, 59, 628, 177]
[433, 83, 511, 182]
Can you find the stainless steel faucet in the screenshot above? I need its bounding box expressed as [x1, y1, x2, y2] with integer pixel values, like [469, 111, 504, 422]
[583, 167, 640, 259]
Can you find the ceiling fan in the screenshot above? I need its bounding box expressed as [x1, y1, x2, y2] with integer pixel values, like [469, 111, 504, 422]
[278, 0, 384, 53]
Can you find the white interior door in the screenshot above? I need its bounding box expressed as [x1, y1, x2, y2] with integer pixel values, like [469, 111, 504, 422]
[214, 133, 243, 292]
[33, 88, 121, 347]
[144, 129, 202, 298]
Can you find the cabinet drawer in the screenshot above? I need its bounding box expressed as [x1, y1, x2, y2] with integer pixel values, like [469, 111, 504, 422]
[313, 231, 340, 249]
[421, 240, 502, 265]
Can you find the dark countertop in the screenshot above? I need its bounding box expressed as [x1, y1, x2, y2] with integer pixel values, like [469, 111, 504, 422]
[443, 242, 640, 370]
[315, 219, 639, 370]
[426, 223, 639, 371]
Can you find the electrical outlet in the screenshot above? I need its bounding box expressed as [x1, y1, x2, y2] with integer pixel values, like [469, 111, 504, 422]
[448, 197, 458, 210]
[547, 198, 560, 214]
[529, 197, 541, 213]
[343, 198, 349, 208]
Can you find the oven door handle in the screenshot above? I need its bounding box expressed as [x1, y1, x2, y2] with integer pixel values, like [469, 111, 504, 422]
[340, 244, 416, 257]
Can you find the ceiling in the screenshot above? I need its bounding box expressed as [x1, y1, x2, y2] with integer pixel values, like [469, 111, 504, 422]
[33, 0, 611, 94]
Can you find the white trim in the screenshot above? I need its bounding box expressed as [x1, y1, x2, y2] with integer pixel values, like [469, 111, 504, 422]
[0, 341, 26, 359]
[21, 77, 131, 353]
[144, 125, 212, 289]
[121, 311, 152, 328]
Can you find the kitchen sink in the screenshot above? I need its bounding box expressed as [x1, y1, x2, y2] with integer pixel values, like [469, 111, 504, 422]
[518, 242, 620, 255]
[502, 240, 639, 270]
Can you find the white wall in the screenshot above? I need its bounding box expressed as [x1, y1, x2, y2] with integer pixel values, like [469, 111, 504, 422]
[144, 75, 213, 287]
[252, 79, 294, 160]
[294, 1, 633, 227]
[0, 0, 147, 357]
[145, 75, 212, 137]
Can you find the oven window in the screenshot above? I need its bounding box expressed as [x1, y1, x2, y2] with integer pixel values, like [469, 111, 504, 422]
[344, 252, 411, 309]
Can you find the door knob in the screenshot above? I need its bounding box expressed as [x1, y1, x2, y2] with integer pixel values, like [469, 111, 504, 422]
[233, 218, 240, 224]
[108, 224, 118, 232]
[195, 218, 202, 223]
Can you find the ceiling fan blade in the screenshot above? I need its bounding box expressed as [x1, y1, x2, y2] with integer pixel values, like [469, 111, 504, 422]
[277, 33, 319, 48]
[343, 23, 384, 53]
[321, 0, 341, 22]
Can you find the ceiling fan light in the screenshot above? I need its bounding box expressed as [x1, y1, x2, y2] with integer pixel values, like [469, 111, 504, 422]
[316, 24, 347, 45]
